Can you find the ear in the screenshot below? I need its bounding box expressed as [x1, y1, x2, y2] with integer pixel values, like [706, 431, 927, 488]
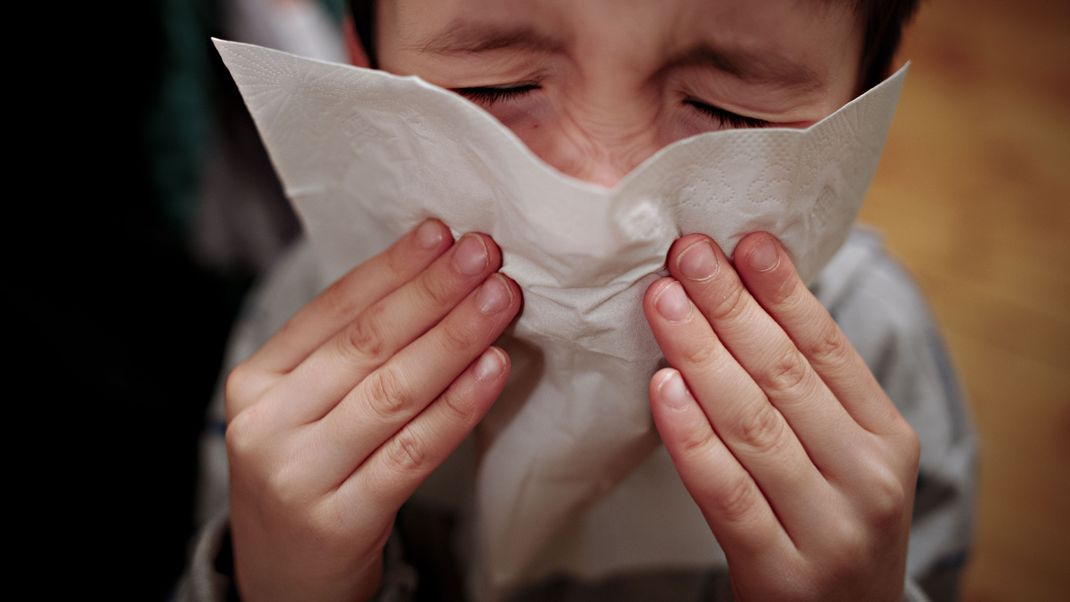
[343, 12, 371, 68]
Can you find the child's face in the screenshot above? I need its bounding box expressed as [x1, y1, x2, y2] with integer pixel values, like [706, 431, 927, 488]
[374, 0, 861, 187]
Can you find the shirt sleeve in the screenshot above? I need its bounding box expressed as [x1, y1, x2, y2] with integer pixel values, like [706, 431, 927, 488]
[170, 506, 418, 601]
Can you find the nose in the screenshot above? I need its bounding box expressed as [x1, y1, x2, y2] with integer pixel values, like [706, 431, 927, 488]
[573, 158, 637, 188]
[510, 90, 668, 188]
[549, 137, 661, 189]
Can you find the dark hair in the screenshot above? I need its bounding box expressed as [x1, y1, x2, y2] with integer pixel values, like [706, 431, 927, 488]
[350, 0, 378, 68]
[348, 0, 920, 97]
[853, 0, 921, 94]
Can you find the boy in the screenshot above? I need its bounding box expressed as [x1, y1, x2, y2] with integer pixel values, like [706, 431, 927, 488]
[175, 1, 976, 600]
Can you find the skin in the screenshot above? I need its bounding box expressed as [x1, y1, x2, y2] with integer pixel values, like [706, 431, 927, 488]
[374, 0, 861, 186]
[227, 1, 920, 600]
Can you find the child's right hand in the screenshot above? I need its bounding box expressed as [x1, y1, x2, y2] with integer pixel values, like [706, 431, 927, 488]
[222, 218, 521, 601]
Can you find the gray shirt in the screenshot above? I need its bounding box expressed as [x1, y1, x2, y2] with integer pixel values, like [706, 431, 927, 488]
[172, 225, 977, 601]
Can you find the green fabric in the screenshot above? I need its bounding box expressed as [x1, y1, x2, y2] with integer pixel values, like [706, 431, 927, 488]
[147, 0, 344, 242]
[317, 0, 348, 24]
[145, 0, 218, 241]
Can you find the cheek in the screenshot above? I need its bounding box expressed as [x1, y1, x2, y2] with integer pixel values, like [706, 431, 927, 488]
[490, 99, 555, 134]
[505, 113, 573, 172]
[672, 112, 719, 141]
[487, 101, 559, 161]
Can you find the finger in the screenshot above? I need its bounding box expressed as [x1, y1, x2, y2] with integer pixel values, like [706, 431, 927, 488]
[643, 277, 834, 542]
[244, 218, 452, 376]
[333, 345, 510, 520]
[667, 234, 870, 475]
[649, 368, 794, 559]
[305, 273, 520, 490]
[263, 232, 502, 427]
[733, 232, 908, 437]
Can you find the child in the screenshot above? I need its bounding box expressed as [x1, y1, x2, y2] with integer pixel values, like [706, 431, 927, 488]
[175, 0, 976, 600]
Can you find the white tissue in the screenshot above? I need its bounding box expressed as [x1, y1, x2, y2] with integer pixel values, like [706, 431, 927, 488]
[212, 37, 906, 601]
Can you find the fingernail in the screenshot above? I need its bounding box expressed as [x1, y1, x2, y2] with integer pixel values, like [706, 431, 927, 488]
[657, 370, 692, 409]
[474, 348, 502, 382]
[453, 234, 489, 275]
[654, 281, 692, 322]
[476, 275, 511, 315]
[748, 237, 780, 272]
[417, 219, 444, 249]
[677, 240, 718, 281]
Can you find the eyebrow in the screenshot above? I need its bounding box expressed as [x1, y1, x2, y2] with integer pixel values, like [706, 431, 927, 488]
[410, 20, 822, 91]
[664, 44, 823, 91]
[407, 21, 567, 55]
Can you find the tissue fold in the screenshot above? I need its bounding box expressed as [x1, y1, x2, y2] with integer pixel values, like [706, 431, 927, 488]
[212, 37, 906, 601]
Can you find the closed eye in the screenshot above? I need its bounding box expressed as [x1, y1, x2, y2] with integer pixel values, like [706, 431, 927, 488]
[453, 84, 541, 105]
[683, 99, 771, 129]
[454, 84, 773, 129]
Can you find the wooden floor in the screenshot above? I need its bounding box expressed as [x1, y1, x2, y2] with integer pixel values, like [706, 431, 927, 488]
[859, 1, 1070, 600]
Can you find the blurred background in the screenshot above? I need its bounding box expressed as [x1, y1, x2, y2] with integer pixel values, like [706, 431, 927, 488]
[861, 0, 1070, 599]
[85, 0, 1067, 599]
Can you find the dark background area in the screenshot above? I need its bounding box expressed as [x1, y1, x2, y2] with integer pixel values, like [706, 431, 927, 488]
[37, 1, 258, 597]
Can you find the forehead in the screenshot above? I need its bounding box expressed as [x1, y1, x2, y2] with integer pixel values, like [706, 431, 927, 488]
[386, 0, 857, 65]
[383, 0, 860, 97]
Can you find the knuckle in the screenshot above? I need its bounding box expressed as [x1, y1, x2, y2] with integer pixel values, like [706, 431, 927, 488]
[439, 386, 476, 423]
[715, 474, 759, 524]
[223, 363, 256, 415]
[439, 319, 479, 353]
[384, 241, 410, 279]
[265, 461, 307, 509]
[777, 577, 818, 602]
[735, 405, 789, 456]
[384, 431, 429, 475]
[864, 465, 909, 528]
[681, 340, 719, 367]
[224, 409, 264, 461]
[678, 428, 719, 463]
[767, 272, 803, 308]
[804, 326, 851, 368]
[707, 284, 748, 322]
[416, 268, 455, 309]
[757, 349, 812, 396]
[339, 309, 389, 362]
[899, 420, 922, 469]
[307, 503, 391, 561]
[812, 556, 856, 598]
[306, 498, 353, 548]
[305, 507, 340, 549]
[223, 424, 252, 464]
[830, 522, 869, 566]
[364, 367, 415, 421]
[878, 412, 922, 469]
[319, 276, 363, 322]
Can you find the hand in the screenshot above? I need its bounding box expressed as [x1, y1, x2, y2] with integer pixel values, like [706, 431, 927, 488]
[642, 232, 920, 601]
[223, 219, 522, 601]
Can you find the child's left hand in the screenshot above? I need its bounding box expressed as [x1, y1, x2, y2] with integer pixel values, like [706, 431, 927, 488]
[642, 232, 921, 601]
